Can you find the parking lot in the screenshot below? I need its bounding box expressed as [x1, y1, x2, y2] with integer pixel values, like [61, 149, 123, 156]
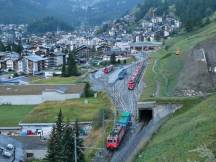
[0, 135, 25, 162]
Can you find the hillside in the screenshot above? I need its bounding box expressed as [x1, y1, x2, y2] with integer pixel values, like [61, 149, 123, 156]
[0, 0, 143, 26]
[133, 0, 216, 31]
[141, 21, 216, 99]
[137, 7, 216, 162]
[27, 17, 74, 33]
[136, 95, 216, 162]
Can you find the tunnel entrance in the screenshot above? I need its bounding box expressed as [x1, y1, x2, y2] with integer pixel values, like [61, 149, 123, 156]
[138, 109, 153, 123]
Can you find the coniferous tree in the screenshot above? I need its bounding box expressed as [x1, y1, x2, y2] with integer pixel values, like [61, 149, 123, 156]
[75, 120, 85, 162]
[62, 123, 74, 162]
[55, 109, 64, 162]
[84, 82, 93, 98]
[47, 126, 58, 162]
[110, 54, 116, 64]
[0, 41, 6, 52]
[68, 51, 78, 76]
[61, 62, 67, 77]
[14, 43, 23, 54]
[5, 45, 11, 51]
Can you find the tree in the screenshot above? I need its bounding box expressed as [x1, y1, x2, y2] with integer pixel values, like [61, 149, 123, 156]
[68, 51, 78, 76]
[13, 43, 23, 54]
[84, 82, 93, 98]
[5, 45, 12, 51]
[110, 54, 116, 64]
[47, 126, 58, 162]
[62, 123, 74, 162]
[117, 59, 121, 64]
[61, 62, 67, 77]
[185, 20, 193, 32]
[123, 59, 127, 64]
[55, 109, 64, 162]
[74, 120, 85, 162]
[47, 111, 88, 162]
[0, 41, 6, 52]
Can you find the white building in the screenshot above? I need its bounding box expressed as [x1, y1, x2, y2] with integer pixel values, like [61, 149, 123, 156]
[115, 42, 130, 51]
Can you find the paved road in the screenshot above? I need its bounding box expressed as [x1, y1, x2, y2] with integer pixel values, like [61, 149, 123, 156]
[0, 135, 25, 162]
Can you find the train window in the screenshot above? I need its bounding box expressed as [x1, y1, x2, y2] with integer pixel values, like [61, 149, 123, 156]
[108, 140, 113, 143]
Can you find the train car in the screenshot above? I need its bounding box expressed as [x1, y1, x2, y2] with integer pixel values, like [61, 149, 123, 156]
[103, 65, 113, 74]
[128, 61, 145, 90]
[117, 112, 132, 126]
[106, 112, 131, 150]
[118, 69, 127, 80]
[128, 78, 136, 90]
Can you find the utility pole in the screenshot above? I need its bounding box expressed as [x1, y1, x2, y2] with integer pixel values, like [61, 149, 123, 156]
[102, 109, 105, 148]
[74, 135, 77, 162]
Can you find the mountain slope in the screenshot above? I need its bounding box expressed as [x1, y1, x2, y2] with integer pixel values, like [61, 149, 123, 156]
[141, 21, 216, 99]
[133, 0, 216, 31]
[0, 0, 143, 26]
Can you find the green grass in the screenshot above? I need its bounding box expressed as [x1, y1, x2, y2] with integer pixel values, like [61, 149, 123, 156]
[141, 21, 216, 99]
[31, 76, 80, 84]
[136, 95, 216, 162]
[0, 105, 34, 126]
[142, 58, 156, 98]
[126, 56, 137, 64]
[23, 93, 112, 123]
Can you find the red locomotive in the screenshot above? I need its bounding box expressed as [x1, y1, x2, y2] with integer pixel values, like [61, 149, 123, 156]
[103, 65, 114, 74]
[106, 112, 131, 150]
[128, 61, 145, 90]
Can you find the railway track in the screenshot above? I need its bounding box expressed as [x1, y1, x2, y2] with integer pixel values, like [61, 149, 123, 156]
[91, 53, 148, 162]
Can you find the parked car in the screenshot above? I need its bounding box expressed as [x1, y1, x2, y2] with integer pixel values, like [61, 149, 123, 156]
[6, 144, 14, 150]
[2, 150, 12, 158]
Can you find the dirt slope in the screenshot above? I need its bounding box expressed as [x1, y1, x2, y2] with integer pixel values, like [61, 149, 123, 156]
[176, 36, 216, 95]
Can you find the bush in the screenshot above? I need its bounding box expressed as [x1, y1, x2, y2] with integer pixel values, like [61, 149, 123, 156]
[83, 82, 94, 98]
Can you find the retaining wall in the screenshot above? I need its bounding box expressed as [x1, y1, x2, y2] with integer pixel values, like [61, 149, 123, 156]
[0, 92, 81, 105]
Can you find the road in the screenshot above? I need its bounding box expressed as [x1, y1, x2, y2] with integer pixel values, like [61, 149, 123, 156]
[0, 135, 25, 162]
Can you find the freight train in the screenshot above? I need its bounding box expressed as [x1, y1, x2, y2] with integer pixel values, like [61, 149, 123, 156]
[128, 61, 145, 90]
[103, 65, 114, 74]
[106, 112, 131, 150]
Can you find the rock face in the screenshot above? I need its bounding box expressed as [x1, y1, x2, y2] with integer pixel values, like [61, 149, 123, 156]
[176, 37, 216, 96]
